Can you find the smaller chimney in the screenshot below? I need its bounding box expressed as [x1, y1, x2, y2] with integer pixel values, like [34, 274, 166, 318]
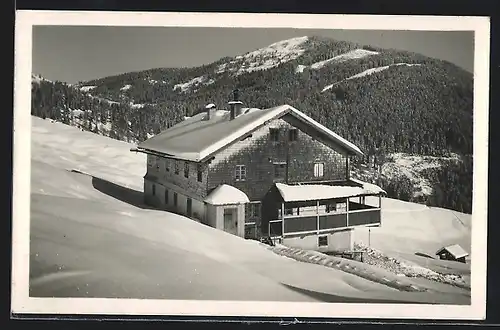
[205, 103, 216, 120]
[229, 89, 244, 120]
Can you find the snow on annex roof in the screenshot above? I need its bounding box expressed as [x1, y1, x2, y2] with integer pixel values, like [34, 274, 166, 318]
[436, 244, 469, 259]
[275, 180, 386, 202]
[204, 184, 250, 205]
[136, 104, 363, 162]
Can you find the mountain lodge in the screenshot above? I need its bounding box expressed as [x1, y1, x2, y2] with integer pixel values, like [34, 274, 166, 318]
[131, 90, 386, 252]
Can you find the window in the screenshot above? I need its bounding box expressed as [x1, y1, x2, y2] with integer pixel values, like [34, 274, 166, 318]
[147, 156, 153, 168]
[235, 165, 246, 181]
[274, 163, 286, 179]
[247, 202, 261, 218]
[269, 128, 279, 141]
[288, 128, 298, 142]
[318, 235, 328, 247]
[197, 164, 203, 182]
[313, 162, 324, 177]
[165, 159, 170, 172]
[156, 156, 160, 170]
[326, 203, 336, 213]
[164, 189, 169, 204]
[152, 184, 156, 196]
[184, 162, 189, 178]
[284, 208, 293, 215]
[174, 161, 180, 175]
[173, 192, 178, 207]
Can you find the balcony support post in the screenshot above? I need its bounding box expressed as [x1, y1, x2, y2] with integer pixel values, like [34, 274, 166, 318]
[316, 200, 320, 234]
[346, 197, 350, 227]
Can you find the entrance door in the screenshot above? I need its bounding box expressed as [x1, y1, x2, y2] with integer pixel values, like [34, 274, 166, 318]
[187, 198, 193, 218]
[223, 208, 238, 235]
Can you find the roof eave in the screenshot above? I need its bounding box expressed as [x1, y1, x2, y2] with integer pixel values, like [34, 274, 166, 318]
[131, 147, 201, 162]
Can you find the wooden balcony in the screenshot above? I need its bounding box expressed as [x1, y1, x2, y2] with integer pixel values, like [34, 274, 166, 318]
[268, 199, 382, 239]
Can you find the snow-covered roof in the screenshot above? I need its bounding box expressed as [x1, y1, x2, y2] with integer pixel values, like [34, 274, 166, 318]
[275, 180, 386, 202]
[204, 184, 250, 205]
[436, 244, 469, 259]
[136, 104, 364, 162]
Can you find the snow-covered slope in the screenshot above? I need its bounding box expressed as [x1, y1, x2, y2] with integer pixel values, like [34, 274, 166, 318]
[216, 36, 309, 76]
[322, 63, 422, 92]
[310, 49, 379, 70]
[381, 153, 461, 197]
[29, 117, 470, 303]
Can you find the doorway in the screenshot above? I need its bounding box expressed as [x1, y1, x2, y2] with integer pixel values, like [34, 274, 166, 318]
[223, 207, 238, 235]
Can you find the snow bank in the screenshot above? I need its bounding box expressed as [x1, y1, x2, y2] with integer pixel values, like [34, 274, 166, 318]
[120, 84, 132, 91]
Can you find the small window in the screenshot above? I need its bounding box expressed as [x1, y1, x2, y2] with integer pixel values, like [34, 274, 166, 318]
[247, 203, 261, 218]
[314, 162, 324, 177]
[164, 189, 169, 204]
[235, 165, 246, 181]
[152, 184, 156, 196]
[284, 208, 293, 215]
[318, 235, 328, 247]
[197, 164, 203, 182]
[326, 203, 336, 213]
[269, 128, 279, 141]
[174, 161, 180, 175]
[173, 192, 178, 206]
[184, 162, 189, 178]
[156, 156, 160, 170]
[147, 156, 153, 167]
[165, 159, 170, 172]
[274, 163, 286, 179]
[289, 128, 298, 141]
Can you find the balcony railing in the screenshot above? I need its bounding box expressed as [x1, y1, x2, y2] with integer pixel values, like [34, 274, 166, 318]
[268, 208, 381, 239]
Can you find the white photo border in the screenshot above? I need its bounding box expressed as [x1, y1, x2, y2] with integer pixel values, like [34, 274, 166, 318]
[12, 10, 490, 320]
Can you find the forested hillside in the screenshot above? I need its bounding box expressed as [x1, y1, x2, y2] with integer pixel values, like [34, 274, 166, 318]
[31, 36, 474, 213]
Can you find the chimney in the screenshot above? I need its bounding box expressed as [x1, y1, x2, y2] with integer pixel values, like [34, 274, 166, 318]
[229, 89, 244, 120]
[205, 103, 216, 120]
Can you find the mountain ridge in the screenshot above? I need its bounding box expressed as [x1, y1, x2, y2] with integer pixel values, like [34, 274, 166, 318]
[30, 35, 473, 213]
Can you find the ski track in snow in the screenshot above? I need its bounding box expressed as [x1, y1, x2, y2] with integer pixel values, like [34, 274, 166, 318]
[321, 63, 422, 92]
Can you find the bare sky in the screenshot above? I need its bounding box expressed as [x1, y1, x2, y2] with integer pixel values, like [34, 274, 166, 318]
[32, 26, 474, 84]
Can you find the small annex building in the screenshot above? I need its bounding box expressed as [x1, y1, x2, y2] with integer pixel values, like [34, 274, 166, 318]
[203, 184, 249, 237]
[435, 244, 469, 263]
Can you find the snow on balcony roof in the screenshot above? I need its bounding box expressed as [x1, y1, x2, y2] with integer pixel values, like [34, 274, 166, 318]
[436, 244, 469, 259]
[136, 104, 363, 162]
[275, 180, 386, 202]
[204, 184, 250, 205]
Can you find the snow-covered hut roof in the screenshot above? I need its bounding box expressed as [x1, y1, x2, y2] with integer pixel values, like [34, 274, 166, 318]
[275, 180, 386, 202]
[204, 184, 250, 205]
[135, 104, 363, 162]
[436, 244, 469, 259]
